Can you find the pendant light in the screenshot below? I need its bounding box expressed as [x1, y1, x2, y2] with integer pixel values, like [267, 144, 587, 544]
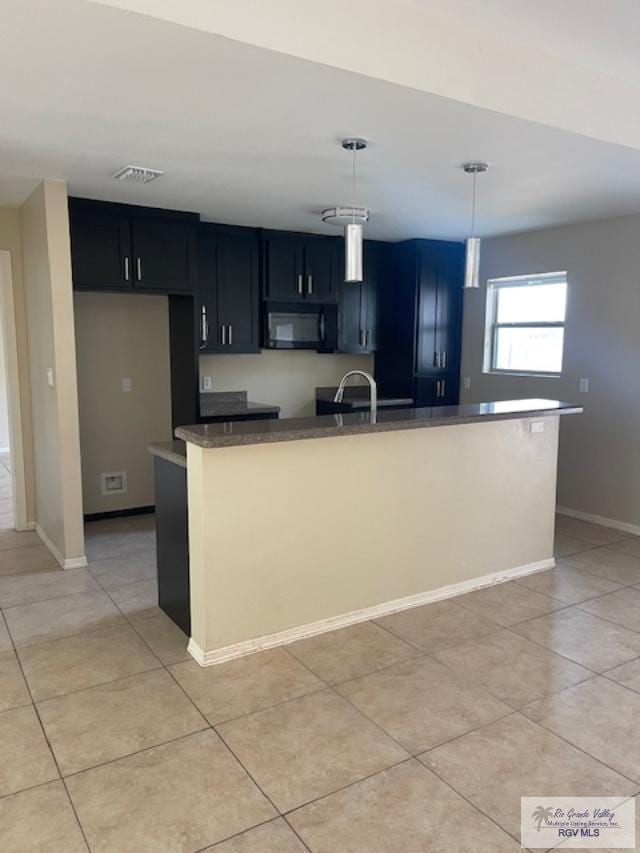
[322, 138, 369, 284]
[462, 162, 488, 289]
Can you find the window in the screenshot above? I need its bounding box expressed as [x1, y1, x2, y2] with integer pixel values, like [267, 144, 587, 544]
[485, 272, 567, 375]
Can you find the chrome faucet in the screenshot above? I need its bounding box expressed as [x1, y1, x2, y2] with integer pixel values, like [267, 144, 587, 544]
[334, 370, 377, 417]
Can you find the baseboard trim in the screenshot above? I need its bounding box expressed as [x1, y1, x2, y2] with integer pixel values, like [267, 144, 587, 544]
[35, 523, 88, 570]
[84, 506, 155, 522]
[188, 556, 555, 667]
[556, 506, 640, 537]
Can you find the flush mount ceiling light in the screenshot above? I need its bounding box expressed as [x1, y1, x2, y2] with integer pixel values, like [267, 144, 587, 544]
[112, 165, 164, 184]
[462, 162, 489, 289]
[322, 138, 369, 283]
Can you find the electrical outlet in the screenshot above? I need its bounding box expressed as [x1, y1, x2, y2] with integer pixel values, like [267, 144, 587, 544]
[202, 376, 213, 392]
[530, 421, 545, 434]
[121, 378, 132, 392]
[579, 378, 589, 393]
[46, 368, 54, 387]
[463, 377, 471, 391]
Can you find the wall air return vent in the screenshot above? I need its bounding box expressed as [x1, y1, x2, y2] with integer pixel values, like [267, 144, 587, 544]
[112, 165, 164, 184]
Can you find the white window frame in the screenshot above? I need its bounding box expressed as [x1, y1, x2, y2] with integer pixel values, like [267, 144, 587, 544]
[483, 271, 567, 377]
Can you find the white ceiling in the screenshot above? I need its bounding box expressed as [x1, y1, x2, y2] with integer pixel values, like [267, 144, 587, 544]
[415, 0, 640, 88]
[2, 0, 640, 240]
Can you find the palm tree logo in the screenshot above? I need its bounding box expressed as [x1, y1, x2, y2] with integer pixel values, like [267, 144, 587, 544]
[532, 806, 554, 832]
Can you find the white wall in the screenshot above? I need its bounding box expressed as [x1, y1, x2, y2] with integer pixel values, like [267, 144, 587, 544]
[199, 351, 374, 418]
[460, 213, 640, 528]
[20, 181, 85, 564]
[75, 292, 172, 515]
[187, 416, 559, 659]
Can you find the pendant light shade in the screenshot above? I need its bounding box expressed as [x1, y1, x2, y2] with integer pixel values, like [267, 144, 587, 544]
[464, 237, 481, 290]
[345, 222, 364, 283]
[462, 162, 488, 289]
[342, 138, 367, 284]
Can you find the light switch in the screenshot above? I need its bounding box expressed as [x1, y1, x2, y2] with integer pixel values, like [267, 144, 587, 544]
[46, 368, 54, 387]
[530, 421, 545, 434]
[121, 378, 132, 392]
[202, 376, 213, 392]
[579, 378, 589, 393]
[463, 377, 471, 391]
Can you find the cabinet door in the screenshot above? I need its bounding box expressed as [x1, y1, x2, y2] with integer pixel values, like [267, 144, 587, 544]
[263, 232, 304, 301]
[361, 241, 383, 351]
[415, 373, 459, 407]
[434, 242, 465, 373]
[338, 284, 362, 352]
[415, 242, 439, 373]
[131, 217, 196, 292]
[69, 207, 132, 290]
[196, 230, 220, 352]
[304, 237, 338, 303]
[216, 230, 260, 352]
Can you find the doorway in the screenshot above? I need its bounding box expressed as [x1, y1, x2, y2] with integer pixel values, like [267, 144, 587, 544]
[0, 249, 33, 531]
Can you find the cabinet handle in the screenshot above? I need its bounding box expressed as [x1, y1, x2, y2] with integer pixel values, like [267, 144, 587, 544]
[200, 306, 208, 349]
[359, 330, 364, 347]
[228, 324, 233, 346]
[136, 257, 142, 281]
[365, 329, 370, 347]
[124, 257, 130, 281]
[436, 380, 442, 398]
[434, 351, 440, 368]
[441, 351, 447, 369]
[221, 325, 226, 345]
[307, 274, 313, 295]
[297, 274, 303, 295]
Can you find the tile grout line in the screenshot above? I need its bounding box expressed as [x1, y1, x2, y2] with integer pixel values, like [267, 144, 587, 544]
[517, 707, 640, 791]
[190, 815, 309, 853]
[279, 644, 435, 765]
[6, 625, 93, 851]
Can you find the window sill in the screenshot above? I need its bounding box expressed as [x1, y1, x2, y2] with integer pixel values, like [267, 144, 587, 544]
[484, 370, 562, 379]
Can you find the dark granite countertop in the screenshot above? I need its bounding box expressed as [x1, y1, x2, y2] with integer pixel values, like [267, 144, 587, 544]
[200, 391, 280, 418]
[147, 440, 187, 467]
[316, 386, 413, 409]
[176, 398, 582, 450]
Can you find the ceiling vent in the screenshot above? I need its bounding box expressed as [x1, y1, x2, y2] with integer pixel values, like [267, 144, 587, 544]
[112, 165, 164, 184]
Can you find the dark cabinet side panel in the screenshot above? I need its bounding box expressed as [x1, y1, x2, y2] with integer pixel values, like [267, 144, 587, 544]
[375, 243, 418, 397]
[154, 458, 190, 635]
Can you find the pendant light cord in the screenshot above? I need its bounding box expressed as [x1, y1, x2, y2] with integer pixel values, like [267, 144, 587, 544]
[470, 170, 477, 239]
[352, 144, 356, 225]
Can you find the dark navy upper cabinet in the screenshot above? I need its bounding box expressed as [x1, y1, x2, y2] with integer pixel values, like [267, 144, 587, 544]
[69, 206, 132, 290]
[263, 231, 339, 304]
[338, 240, 386, 353]
[262, 231, 304, 301]
[69, 198, 197, 293]
[130, 217, 196, 292]
[376, 239, 464, 403]
[198, 225, 260, 354]
[303, 236, 338, 303]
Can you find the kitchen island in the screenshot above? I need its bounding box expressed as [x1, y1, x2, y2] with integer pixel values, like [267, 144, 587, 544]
[150, 399, 581, 666]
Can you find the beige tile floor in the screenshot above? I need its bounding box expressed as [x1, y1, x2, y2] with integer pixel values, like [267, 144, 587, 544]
[0, 513, 639, 850]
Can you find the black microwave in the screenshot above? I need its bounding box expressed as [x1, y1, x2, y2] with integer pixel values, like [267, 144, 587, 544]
[265, 302, 337, 351]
